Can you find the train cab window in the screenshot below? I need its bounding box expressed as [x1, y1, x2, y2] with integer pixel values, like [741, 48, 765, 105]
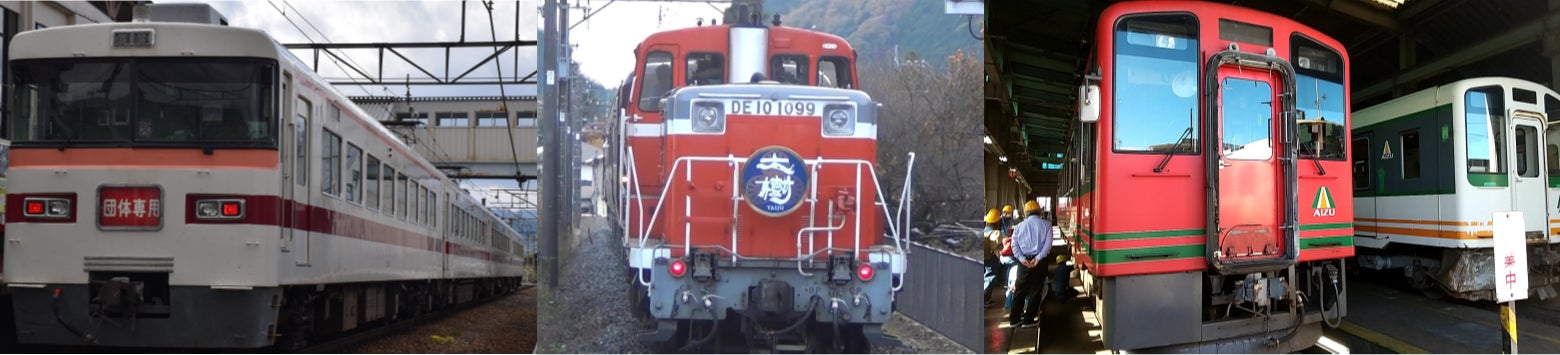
[346, 143, 362, 203]
[1466, 87, 1507, 176]
[1113, 13, 1198, 154]
[1401, 130, 1421, 179]
[638, 51, 673, 112]
[1352, 137, 1370, 190]
[366, 155, 381, 210]
[383, 166, 398, 216]
[10, 60, 276, 145]
[1516, 125, 1539, 178]
[817, 56, 852, 89]
[476, 111, 509, 127]
[436, 112, 468, 127]
[321, 130, 341, 196]
[686, 52, 725, 86]
[396, 112, 429, 126]
[771, 55, 808, 85]
[1546, 94, 1560, 123]
[1221, 78, 1274, 160]
[1293, 36, 1346, 161]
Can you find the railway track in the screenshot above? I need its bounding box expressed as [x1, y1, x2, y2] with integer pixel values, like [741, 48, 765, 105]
[295, 284, 535, 354]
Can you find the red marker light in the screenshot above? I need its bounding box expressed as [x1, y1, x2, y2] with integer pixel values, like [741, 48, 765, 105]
[857, 263, 874, 281]
[669, 259, 688, 278]
[221, 201, 241, 217]
[25, 200, 44, 215]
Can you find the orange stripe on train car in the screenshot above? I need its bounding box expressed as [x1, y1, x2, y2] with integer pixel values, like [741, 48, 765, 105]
[12, 148, 279, 170]
[1355, 225, 1490, 240]
[1357, 217, 1490, 226]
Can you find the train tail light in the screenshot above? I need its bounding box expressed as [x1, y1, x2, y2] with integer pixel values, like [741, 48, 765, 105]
[857, 263, 874, 282]
[195, 199, 244, 220]
[669, 259, 688, 278]
[23, 197, 71, 218]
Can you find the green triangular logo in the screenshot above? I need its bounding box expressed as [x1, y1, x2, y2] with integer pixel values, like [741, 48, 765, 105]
[1313, 186, 1335, 209]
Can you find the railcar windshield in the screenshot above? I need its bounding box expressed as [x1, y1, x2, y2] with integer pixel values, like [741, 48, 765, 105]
[8, 59, 277, 148]
[1112, 13, 1199, 153]
[1293, 36, 1347, 160]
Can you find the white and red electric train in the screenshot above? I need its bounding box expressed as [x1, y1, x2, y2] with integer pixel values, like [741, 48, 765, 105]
[1, 5, 526, 349]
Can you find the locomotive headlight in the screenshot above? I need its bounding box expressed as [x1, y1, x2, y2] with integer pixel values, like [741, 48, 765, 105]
[822, 105, 855, 136]
[691, 102, 724, 133]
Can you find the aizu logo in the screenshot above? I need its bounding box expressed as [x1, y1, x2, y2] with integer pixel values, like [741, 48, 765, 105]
[1312, 186, 1337, 217]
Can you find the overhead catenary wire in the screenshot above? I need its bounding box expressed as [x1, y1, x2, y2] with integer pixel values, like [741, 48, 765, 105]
[484, 0, 526, 181]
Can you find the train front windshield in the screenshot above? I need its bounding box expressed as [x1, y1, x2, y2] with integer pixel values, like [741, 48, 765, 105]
[1293, 37, 1347, 160]
[8, 59, 277, 147]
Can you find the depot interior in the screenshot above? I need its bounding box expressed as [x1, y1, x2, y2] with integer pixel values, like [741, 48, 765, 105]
[985, 0, 1560, 206]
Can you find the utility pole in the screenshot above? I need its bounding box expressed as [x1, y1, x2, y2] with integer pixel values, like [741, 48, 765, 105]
[538, 0, 559, 288]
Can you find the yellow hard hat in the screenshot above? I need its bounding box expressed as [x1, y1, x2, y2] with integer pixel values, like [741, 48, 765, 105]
[1003, 205, 1014, 213]
[985, 209, 1001, 223]
[1024, 201, 1041, 213]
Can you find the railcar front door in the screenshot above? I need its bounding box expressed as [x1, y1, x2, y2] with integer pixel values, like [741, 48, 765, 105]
[1212, 68, 1289, 267]
[1511, 113, 1548, 239]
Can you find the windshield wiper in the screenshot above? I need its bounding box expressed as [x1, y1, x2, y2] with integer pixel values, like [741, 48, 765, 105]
[1154, 108, 1195, 173]
[49, 117, 77, 151]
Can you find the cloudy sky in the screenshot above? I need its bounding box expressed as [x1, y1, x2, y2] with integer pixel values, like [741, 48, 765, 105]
[162, 0, 727, 96]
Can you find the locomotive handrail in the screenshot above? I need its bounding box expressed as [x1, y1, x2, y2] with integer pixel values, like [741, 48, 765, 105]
[635, 155, 911, 266]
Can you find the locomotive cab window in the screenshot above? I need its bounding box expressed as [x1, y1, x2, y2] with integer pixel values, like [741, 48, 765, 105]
[638, 51, 673, 112]
[771, 55, 808, 85]
[817, 56, 852, 89]
[1113, 13, 1199, 154]
[686, 52, 724, 86]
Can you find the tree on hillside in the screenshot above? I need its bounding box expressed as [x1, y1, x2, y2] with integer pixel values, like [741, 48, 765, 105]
[864, 49, 982, 252]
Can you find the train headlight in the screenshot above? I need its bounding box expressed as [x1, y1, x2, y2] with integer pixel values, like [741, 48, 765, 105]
[195, 199, 244, 220]
[691, 102, 725, 133]
[822, 105, 855, 136]
[23, 197, 71, 218]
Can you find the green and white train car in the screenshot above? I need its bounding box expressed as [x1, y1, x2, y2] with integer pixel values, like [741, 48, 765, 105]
[1352, 77, 1560, 301]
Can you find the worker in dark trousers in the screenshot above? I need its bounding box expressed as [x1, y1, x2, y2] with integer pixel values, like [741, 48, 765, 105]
[1008, 201, 1052, 328]
[983, 209, 1007, 308]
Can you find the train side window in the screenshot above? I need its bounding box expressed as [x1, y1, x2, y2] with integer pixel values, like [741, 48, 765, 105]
[1466, 87, 1506, 175]
[397, 173, 409, 220]
[383, 166, 397, 216]
[770, 55, 808, 85]
[410, 181, 421, 225]
[366, 155, 381, 210]
[1401, 130, 1421, 179]
[687, 52, 725, 86]
[1352, 137, 1370, 189]
[638, 51, 673, 112]
[1547, 140, 1560, 183]
[817, 56, 853, 89]
[346, 143, 362, 204]
[426, 189, 436, 224]
[321, 129, 341, 196]
[1516, 125, 1539, 178]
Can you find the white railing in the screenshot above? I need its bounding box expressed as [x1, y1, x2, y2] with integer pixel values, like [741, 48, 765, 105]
[618, 150, 916, 275]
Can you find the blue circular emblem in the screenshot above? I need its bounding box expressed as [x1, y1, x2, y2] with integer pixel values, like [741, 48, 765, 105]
[742, 146, 809, 216]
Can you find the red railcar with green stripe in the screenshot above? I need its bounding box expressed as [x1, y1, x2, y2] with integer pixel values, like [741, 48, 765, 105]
[1054, 1, 1353, 352]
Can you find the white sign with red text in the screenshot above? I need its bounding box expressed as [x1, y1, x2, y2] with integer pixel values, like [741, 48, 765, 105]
[1493, 211, 1529, 302]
